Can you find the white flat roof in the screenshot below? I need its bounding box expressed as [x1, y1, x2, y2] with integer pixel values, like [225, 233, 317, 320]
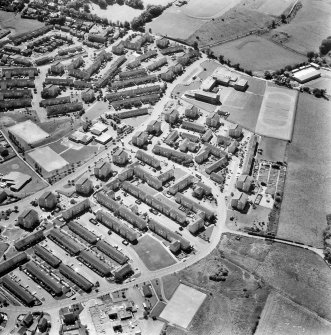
[292, 67, 320, 82]
[8, 120, 49, 145]
[28, 146, 68, 172]
[91, 122, 108, 133]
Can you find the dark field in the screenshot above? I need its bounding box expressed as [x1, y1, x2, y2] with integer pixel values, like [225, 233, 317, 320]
[278, 94, 331, 248]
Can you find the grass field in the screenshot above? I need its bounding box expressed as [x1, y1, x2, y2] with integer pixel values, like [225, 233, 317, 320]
[0, 157, 48, 196]
[0, 10, 44, 35]
[256, 291, 331, 335]
[160, 284, 206, 329]
[133, 234, 176, 271]
[85, 101, 110, 121]
[220, 233, 331, 322]
[146, 6, 206, 40]
[187, 7, 273, 48]
[162, 274, 180, 300]
[223, 90, 263, 132]
[0, 243, 8, 258]
[175, 239, 270, 335]
[60, 145, 101, 164]
[278, 94, 331, 248]
[211, 36, 306, 72]
[242, 0, 295, 16]
[258, 136, 288, 162]
[269, 0, 331, 54]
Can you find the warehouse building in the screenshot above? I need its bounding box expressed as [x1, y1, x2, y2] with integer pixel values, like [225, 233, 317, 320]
[67, 221, 98, 245]
[96, 240, 128, 265]
[0, 252, 28, 278]
[25, 261, 62, 296]
[33, 245, 61, 268]
[292, 66, 321, 83]
[95, 210, 138, 243]
[1, 276, 34, 306]
[14, 230, 45, 251]
[59, 264, 93, 292]
[62, 199, 91, 221]
[78, 250, 111, 277]
[48, 229, 81, 256]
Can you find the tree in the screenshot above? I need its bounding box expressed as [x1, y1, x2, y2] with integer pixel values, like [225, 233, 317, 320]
[193, 41, 199, 50]
[319, 37, 331, 55]
[281, 14, 287, 23]
[307, 51, 315, 59]
[264, 71, 272, 80]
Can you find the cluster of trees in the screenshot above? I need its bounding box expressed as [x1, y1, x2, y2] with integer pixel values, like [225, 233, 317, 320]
[131, 4, 169, 31]
[125, 0, 144, 9]
[319, 37, 331, 55]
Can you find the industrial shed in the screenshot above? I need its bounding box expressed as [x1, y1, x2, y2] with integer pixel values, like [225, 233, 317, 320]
[33, 245, 62, 268]
[0, 252, 29, 277]
[25, 261, 62, 296]
[67, 221, 98, 245]
[59, 264, 93, 292]
[1, 276, 34, 306]
[78, 250, 111, 277]
[48, 229, 81, 256]
[14, 230, 45, 251]
[96, 240, 128, 265]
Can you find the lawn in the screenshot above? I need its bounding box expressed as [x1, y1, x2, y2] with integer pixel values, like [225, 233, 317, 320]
[61, 145, 102, 164]
[197, 60, 220, 80]
[223, 90, 263, 132]
[0, 243, 8, 258]
[162, 274, 180, 300]
[242, 0, 295, 16]
[0, 10, 44, 35]
[211, 36, 306, 73]
[132, 234, 176, 271]
[85, 101, 110, 121]
[150, 301, 167, 318]
[48, 139, 68, 154]
[278, 94, 331, 248]
[257, 136, 288, 162]
[269, 0, 331, 54]
[256, 291, 331, 335]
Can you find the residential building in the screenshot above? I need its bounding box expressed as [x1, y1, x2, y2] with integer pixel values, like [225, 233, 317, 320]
[153, 145, 193, 165]
[195, 149, 210, 164]
[165, 130, 179, 146]
[112, 148, 129, 166]
[136, 150, 160, 169]
[182, 120, 206, 134]
[194, 90, 220, 104]
[236, 174, 254, 192]
[229, 125, 243, 139]
[38, 191, 57, 210]
[50, 62, 65, 75]
[146, 120, 162, 135]
[210, 171, 225, 184]
[94, 162, 112, 180]
[132, 131, 148, 148]
[205, 157, 227, 174]
[168, 175, 193, 195]
[206, 112, 220, 128]
[179, 138, 199, 152]
[231, 193, 248, 211]
[164, 109, 179, 124]
[81, 88, 95, 103]
[75, 177, 93, 196]
[17, 208, 39, 231]
[201, 129, 213, 143]
[217, 135, 232, 147]
[185, 105, 199, 119]
[188, 218, 204, 235]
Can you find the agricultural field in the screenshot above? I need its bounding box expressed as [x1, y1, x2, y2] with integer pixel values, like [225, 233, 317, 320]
[187, 7, 273, 48]
[278, 94, 331, 248]
[211, 36, 306, 73]
[0, 10, 44, 35]
[132, 234, 176, 271]
[241, 0, 296, 16]
[173, 239, 271, 335]
[219, 233, 331, 322]
[269, 0, 331, 54]
[255, 291, 331, 335]
[88, 3, 141, 22]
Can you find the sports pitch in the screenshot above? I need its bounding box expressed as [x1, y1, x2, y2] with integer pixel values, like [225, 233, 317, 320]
[132, 234, 176, 271]
[255, 85, 298, 141]
[160, 284, 206, 328]
[8, 120, 49, 145]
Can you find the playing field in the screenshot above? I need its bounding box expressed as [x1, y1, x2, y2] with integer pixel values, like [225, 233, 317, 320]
[258, 136, 288, 162]
[255, 85, 298, 141]
[211, 36, 306, 72]
[256, 291, 331, 335]
[8, 120, 49, 145]
[133, 234, 176, 271]
[242, 0, 295, 16]
[160, 284, 206, 328]
[28, 146, 69, 173]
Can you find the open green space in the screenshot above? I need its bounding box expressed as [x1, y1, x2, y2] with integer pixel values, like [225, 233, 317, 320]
[48, 140, 68, 154]
[162, 274, 180, 300]
[257, 136, 288, 162]
[211, 36, 306, 73]
[132, 234, 176, 271]
[278, 94, 331, 248]
[61, 145, 102, 164]
[0, 243, 9, 258]
[85, 101, 110, 121]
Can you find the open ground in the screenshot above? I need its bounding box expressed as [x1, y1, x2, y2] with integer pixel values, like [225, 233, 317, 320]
[132, 234, 176, 271]
[278, 94, 331, 248]
[211, 36, 306, 73]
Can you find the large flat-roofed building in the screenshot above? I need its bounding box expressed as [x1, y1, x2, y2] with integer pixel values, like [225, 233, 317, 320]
[8, 120, 49, 147]
[90, 122, 108, 136]
[69, 130, 93, 144]
[292, 66, 321, 83]
[17, 208, 39, 231]
[27, 146, 69, 178]
[2, 172, 32, 192]
[201, 76, 217, 92]
[234, 79, 248, 91]
[194, 91, 220, 104]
